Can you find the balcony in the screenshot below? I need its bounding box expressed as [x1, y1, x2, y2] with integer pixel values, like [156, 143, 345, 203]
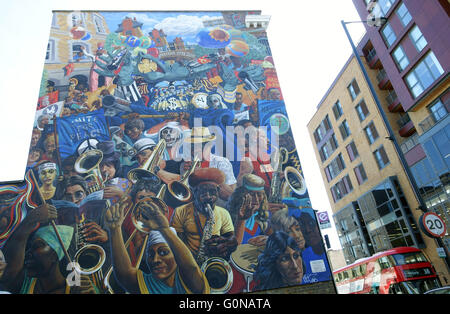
[376, 69, 392, 90]
[386, 90, 402, 112]
[419, 111, 449, 134]
[366, 48, 381, 69]
[397, 114, 416, 137]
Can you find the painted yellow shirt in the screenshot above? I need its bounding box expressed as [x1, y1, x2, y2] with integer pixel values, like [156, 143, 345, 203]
[170, 202, 234, 256]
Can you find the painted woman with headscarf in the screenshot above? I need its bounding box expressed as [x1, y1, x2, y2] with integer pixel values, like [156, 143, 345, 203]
[0, 204, 95, 294]
[105, 197, 209, 294]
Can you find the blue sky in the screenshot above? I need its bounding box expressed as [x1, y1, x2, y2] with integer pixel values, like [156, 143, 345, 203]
[101, 11, 223, 45]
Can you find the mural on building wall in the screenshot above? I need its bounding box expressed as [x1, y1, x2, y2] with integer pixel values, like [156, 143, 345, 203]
[0, 11, 332, 294]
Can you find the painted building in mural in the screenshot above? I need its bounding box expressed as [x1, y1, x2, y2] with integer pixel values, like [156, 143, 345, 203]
[0, 11, 334, 294]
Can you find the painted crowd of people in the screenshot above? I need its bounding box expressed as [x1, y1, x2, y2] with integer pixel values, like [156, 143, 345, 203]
[0, 15, 332, 294]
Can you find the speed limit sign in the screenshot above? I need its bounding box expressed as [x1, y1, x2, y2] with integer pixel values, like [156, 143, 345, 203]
[419, 212, 447, 238]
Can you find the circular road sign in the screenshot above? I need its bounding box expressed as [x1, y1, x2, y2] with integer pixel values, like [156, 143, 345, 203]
[419, 212, 447, 238]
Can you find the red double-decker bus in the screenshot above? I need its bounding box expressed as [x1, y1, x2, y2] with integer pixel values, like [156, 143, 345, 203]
[333, 247, 442, 294]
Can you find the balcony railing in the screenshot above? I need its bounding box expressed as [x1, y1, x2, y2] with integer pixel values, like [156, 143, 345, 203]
[397, 114, 411, 129]
[366, 48, 377, 62]
[400, 133, 420, 154]
[419, 112, 449, 134]
[386, 90, 397, 105]
[376, 69, 387, 82]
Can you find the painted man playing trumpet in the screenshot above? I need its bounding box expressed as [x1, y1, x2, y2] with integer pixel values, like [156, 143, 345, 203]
[104, 197, 209, 294]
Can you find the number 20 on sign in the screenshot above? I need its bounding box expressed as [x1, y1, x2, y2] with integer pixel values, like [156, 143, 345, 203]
[420, 212, 447, 238]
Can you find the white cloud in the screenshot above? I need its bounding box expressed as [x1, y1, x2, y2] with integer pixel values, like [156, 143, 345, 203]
[154, 14, 215, 38]
[123, 12, 160, 27]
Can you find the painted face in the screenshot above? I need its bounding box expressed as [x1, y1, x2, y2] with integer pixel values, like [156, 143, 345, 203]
[160, 127, 179, 148]
[31, 133, 41, 146]
[146, 243, 176, 282]
[249, 190, 265, 213]
[28, 150, 41, 163]
[301, 214, 321, 247]
[136, 148, 153, 167]
[135, 189, 156, 202]
[63, 184, 86, 205]
[235, 94, 243, 106]
[289, 223, 306, 250]
[39, 168, 56, 185]
[276, 246, 303, 286]
[125, 126, 142, 141]
[45, 139, 56, 154]
[100, 161, 116, 180]
[195, 183, 219, 212]
[24, 237, 58, 277]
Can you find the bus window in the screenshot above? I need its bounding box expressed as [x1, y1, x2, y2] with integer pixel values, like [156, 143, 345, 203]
[359, 264, 367, 276]
[392, 252, 427, 265]
[378, 256, 392, 269]
[343, 271, 349, 280]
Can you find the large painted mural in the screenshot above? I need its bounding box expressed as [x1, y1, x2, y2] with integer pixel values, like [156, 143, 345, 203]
[0, 11, 332, 294]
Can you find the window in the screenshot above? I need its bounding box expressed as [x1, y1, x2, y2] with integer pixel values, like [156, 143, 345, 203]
[346, 141, 359, 161]
[354, 163, 368, 185]
[71, 43, 90, 62]
[347, 80, 360, 101]
[374, 146, 390, 169]
[378, 0, 395, 15]
[364, 121, 379, 144]
[313, 115, 332, 144]
[381, 22, 396, 48]
[319, 134, 339, 163]
[93, 14, 106, 34]
[331, 175, 353, 202]
[51, 13, 59, 28]
[355, 99, 369, 121]
[429, 100, 448, 122]
[392, 45, 409, 71]
[332, 100, 344, 120]
[409, 25, 427, 52]
[45, 40, 56, 63]
[405, 52, 444, 98]
[339, 120, 351, 140]
[325, 153, 346, 181]
[70, 12, 86, 27]
[396, 3, 412, 27]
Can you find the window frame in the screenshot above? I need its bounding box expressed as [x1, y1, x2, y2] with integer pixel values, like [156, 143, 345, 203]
[355, 99, 370, 122]
[381, 22, 397, 48]
[395, 3, 412, 27]
[339, 120, 351, 140]
[392, 45, 410, 71]
[347, 79, 360, 101]
[405, 51, 444, 98]
[364, 121, 380, 145]
[409, 25, 427, 52]
[373, 145, 390, 170]
[332, 100, 344, 120]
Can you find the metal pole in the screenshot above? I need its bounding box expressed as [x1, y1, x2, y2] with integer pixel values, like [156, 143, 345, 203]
[341, 20, 450, 272]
